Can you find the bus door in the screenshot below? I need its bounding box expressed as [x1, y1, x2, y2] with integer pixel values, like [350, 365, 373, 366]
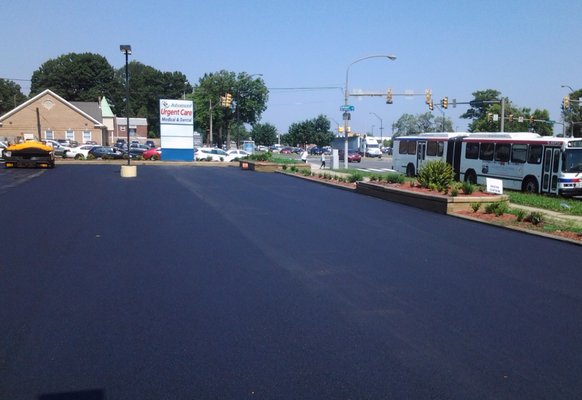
[541, 147, 560, 194]
[417, 141, 427, 171]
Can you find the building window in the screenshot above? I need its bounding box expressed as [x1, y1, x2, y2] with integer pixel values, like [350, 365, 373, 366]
[45, 129, 54, 140]
[66, 129, 75, 141]
[83, 130, 92, 143]
[120, 126, 126, 132]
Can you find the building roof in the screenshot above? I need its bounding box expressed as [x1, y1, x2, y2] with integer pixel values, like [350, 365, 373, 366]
[0, 89, 105, 128]
[71, 101, 102, 121]
[100, 97, 115, 118]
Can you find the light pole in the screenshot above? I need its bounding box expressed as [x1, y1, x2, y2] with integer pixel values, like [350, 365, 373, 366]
[343, 54, 396, 169]
[370, 112, 383, 143]
[561, 84, 575, 137]
[120, 45, 132, 165]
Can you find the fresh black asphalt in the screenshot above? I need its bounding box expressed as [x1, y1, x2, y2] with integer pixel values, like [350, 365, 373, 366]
[1, 165, 581, 399]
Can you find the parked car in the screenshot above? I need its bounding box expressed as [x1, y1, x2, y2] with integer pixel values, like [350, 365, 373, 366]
[339, 150, 362, 163]
[226, 149, 250, 160]
[309, 146, 324, 155]
[85, 140, 98, 145]
[88, 146, 124, 159]
[63, 145, 95, 159]
[145, 140, 156, 149]
[121, 147, 147, 159]
[115, 139, 126, 149]
[0, 141, 7, 159]
[256, 145, 269, 152]
[143, 147, 162, 160]
[195, 147, 230, 161]
[381, 147, 393, 155]
[280, 147, 294, 154]
[130, 143, 150, 151]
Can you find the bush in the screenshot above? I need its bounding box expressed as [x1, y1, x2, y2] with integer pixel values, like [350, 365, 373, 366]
[248, 152, 272, 162]
[450, 182, 462, 197]
[462, 181, 475, 195]
[525, 211, 545, 225]
[385, 173, 405, 184]
[417, 160, 454, 192]
[470, 202, 481, 213]
[515, 209, 526, 222]
[348, 171, 364, 183]
[484, 201, 509, 216]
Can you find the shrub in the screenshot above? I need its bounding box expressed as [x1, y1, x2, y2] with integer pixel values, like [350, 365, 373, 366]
[515, 209, 526, 222]
[282, 164, 288, 170]
[417, 160, 454, 192]
[462, 181, 475, 195]
[348, 171, 364, 183]
[301, 169, 311, 176]
[248, 152, 272, 162]
[470, 202, 481, 213]
[525, 211, 545, 225]
[385, 173, 405, 184]
[450, 182, 462, 197]
[484, 201, 509, 216]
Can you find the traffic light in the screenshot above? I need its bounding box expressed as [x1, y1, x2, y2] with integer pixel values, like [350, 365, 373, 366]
[563, 95, 570, 110]
[487, 112, 492, 121]
[508, 114, 513, 122]
[220, 96, 227, 107]
[425, 89, 432, 104]
[440, 97, 448, 109]
[225, 93, 233, 107]
[386, 88, 393, 104]
[529, 115, 534, 123]
[428, 99, 434, 111]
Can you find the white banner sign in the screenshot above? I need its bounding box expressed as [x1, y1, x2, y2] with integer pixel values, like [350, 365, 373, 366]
[159, 99, 194, 125]
[486, 177, 503, 194]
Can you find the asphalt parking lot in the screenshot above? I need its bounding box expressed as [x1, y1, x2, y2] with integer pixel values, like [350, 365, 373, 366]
[1, 165, 581, 399]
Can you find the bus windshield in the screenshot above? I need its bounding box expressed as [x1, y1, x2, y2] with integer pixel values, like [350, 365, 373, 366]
[562, 149, 582, 173]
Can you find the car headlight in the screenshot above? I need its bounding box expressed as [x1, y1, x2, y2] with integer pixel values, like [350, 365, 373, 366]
[4, 151, 11, 157]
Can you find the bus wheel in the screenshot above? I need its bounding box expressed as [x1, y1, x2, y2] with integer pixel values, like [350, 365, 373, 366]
[522, 177, 538, 193]
[464, 170, 477, 185]
[406, 164, 415, 177]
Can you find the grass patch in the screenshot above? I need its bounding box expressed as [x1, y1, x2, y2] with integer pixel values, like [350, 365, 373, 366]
[506, 191, 582, 216]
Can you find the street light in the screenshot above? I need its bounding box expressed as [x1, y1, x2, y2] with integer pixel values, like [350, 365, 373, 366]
[343, 54, 396, 169]
[561, 84, 575, 137]
[120, 45, 132, 165]
[370, 112, 383, 143]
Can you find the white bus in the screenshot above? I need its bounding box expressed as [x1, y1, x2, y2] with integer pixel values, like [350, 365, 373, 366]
[392, 132, 468, 177]
[392, 132, 582, 196]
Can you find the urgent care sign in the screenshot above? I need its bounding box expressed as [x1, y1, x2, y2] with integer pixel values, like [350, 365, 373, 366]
[159, 99, 194, 161]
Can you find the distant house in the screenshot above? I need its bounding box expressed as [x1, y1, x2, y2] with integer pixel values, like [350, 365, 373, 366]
[0, 89, 148, 145]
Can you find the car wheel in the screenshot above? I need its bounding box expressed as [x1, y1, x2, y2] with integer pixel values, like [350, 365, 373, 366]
[74, 154, 84, 160]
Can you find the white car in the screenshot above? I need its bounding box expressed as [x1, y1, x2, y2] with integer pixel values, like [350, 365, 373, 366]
[195, 147, 231, 162]
[64, 145, 95, 159]
[226, 149, 250, 160]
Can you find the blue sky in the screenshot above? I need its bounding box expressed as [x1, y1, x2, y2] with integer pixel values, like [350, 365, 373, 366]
[2, 0, 581, 136]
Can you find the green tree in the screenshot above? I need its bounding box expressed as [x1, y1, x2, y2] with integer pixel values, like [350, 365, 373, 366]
[251, 123, 278, 146]
[0, 79, 27, 115]
[461, 89, 552, 135]
[111, 62, 192, 137]
[191, 71, 268, 146]
[30, 53, 118, 101]
[561, 88, 582, 137]
[284, 115, 334, 147]
[392, 112, 452, 137]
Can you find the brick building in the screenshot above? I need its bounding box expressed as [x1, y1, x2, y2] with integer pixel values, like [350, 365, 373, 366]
[0, 89, 148, 145]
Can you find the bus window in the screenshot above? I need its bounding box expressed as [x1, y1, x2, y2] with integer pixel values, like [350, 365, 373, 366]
[465, 142, 479, 159]
[494, 143, 510, 162]
[406, 140, 416, 154]
[427, 141, 439, 156]
[480, 142, 494, 161]
[511, 144, 527, 163]
[528, 145, 542, 164]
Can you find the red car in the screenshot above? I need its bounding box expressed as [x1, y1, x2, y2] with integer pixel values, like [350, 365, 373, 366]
[143, 147, 161, 160]
[280, 147, 294, 154]
[339, 150, 361, 163]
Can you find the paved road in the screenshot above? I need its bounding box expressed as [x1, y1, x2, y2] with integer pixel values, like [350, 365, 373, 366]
[1, 165, 581, 399]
